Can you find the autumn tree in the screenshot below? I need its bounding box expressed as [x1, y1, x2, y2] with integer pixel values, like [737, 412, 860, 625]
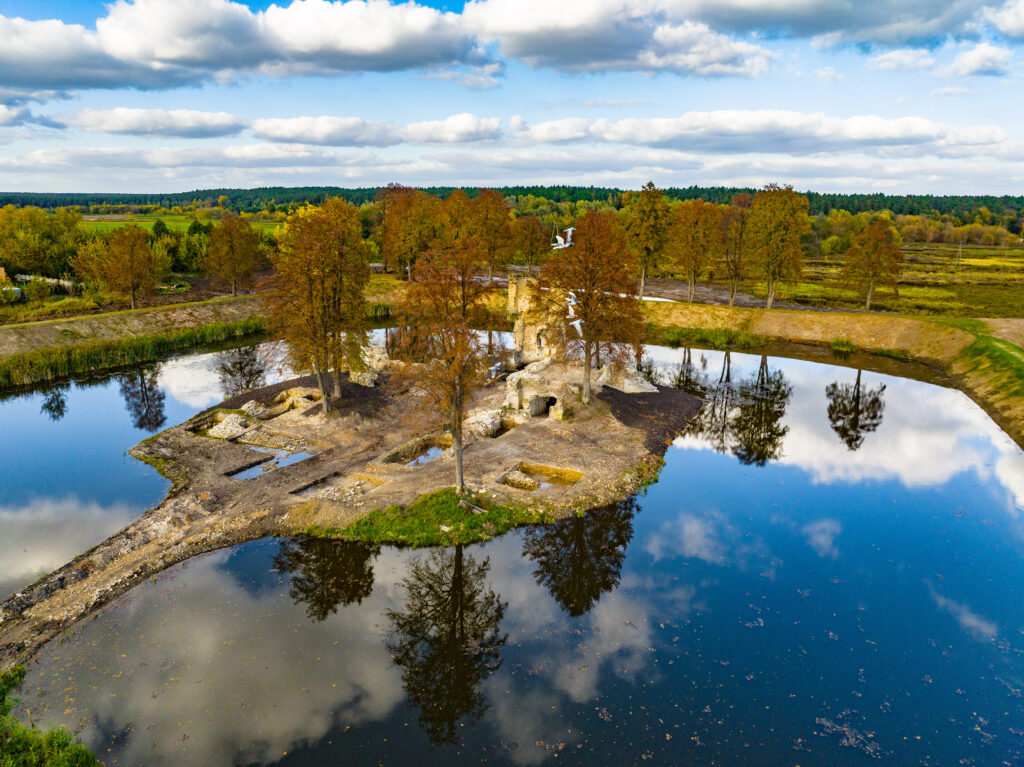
[508, 215, 548, 274]
[746, 184, 810, 309]
[470, 188, 510, 283]
[72, 225, 167, 309]
[666, 199, 723, 302]
[392, 239, 489, 493]
[381, 186, 439, 278]
[263, 198, 370, 413]
[842, 217, 903, 310]
[623, 181, 669, 299]
[720, 193, 753, 306]
[537, 209, 644, 405]
[206, 212, 263, 295]
[732, 356, 792, 466]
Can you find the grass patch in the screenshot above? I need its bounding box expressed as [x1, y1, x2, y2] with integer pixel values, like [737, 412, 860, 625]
[647, 324, 764, 350]
[925, 317, 991, 334]
[307, 487, 549, 547]
[872, 348, 912, 361]
[959, 335, 1024, 397]
[1, 665, 100, 767]
[830, 338, 857, 357]
[0, 317, 267, 390]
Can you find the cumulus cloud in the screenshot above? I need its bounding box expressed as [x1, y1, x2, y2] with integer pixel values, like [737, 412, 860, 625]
[464, 2, 776, 76]
[61, 108, 248, 138]
[515, 110, 1006, 155]
[946, 42, 1015, 75]
[868, 48, 936, 71]
[0, 106, 31, 128]
[983, 0, 1024, 37]
[0, 0, 489, 92]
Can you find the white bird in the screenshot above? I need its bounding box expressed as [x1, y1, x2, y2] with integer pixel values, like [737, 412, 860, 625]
[488, 361, 502, 379]
[569, 319, 583, 337]
[566, 290, 578, 306]
[567, 303, 576, 319]
[551, 227, 576, 250]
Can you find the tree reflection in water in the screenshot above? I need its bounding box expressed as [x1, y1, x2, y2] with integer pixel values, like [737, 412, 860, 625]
[668, 347, 710, 395]
[825, 369, 886, 451]
[733, 355, 792, 466]
[523, 498, 636, 617]
[273, 537, 380, 622]
[39, 385, 69, 422]
[684, 353, 792, 467]
[385, 545, 506, 745]
[117, 364, 166, 432]
[217, 345, 268, 398]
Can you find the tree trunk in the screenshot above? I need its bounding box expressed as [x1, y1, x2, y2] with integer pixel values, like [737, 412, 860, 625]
[453, 430, 465, 494]
[865, 282, 874, 311]
[315, 369, 330, 414]
[638, 266, 646, 300]
[687, 276, 696, 303]
[130, 287, 136, 311]
[594, 342, 601, 368]
[582, 340, 592, 404]
[488, 329, 493, 355]
[765, 279, 775, 310]
[231, 278, 237, 297]
[729, 278, 737, 307]
[333, 369, 343, 400]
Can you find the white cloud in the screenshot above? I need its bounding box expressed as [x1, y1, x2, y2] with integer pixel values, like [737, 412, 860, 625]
[0, 105, 31, 127]
[983, 0, 1024, 37]
[464, 2, 776, 76]
[814, 66, 845, 81]
[516, 110, 1006, 154]
[931, 86, 971, 96]
[801, 519, 841, 558]
[946, 42, 1014, 75]
[928, 582, 998, 640]
[868, 48, 936, 71]
[61, 108, 248, 138]
[251, 112, 503, 146]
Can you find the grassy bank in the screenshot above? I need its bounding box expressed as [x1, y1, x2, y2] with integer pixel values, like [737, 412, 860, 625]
[1, 666, 100, 767]
[0, 317, 266, 389]
[307, 488, 550, 547]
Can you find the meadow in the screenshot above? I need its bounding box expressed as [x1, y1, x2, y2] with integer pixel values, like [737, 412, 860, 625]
[81, 213, 281, 236]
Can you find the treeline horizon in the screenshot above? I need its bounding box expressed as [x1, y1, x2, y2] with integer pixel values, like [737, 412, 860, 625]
[1, 185, 1022, 231]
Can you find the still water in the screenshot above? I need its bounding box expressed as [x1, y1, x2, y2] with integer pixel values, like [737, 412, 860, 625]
[3, 345, 1024, 766]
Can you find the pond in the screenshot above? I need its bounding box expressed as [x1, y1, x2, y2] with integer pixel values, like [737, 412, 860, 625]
[3, 344, 1024, 766]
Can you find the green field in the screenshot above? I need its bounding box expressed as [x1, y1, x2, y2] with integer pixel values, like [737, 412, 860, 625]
[82, 213, 282, 236]
[722, 242, 1024, 317]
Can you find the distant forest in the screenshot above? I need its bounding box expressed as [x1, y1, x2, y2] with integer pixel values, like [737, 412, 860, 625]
[1, 185, 1022, 230]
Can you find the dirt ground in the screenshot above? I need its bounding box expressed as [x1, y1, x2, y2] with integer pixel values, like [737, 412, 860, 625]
[0, 370, 700, 670]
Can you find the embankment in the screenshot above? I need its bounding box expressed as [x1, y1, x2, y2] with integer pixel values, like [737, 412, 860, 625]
[0, 296, 265, 388]
[644, 302, 1024, 450]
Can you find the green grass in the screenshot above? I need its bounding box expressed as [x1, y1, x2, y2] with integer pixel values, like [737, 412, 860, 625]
[0, 294, 123, 325]
[0, 317, 267, 389]
[307, 487, 549, 547]
[959, 335, 1024, 397]
[647, 325, 764, 350]
[0, 666, 100, 767]
[830, 338, 857, 357]
[82, 214, 281, 235]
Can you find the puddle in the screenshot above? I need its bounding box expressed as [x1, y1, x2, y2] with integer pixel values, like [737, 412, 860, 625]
[384, 434, 453, 466]
[501, 461, 583, 491]
[406, 446, 443, 467]
[229, 447, 316, 479]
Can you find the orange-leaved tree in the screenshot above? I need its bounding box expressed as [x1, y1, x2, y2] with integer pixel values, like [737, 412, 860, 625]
[508, 215, 548, 275]
[842, 217, 903, 310]
[469, 189, 510, 284]
[746, 184, 810, 309]
[206, 212, 264, 295]
[623, 181, 669, 299]
[72, 225, 166, 310]
[382, 186, 439, 279]
[665, 199, 723, 303]
[537, 209, 644, 405]
[262, 198, 370, 413]
[719, 193, 753, 307]
[392, 238, 489, 493]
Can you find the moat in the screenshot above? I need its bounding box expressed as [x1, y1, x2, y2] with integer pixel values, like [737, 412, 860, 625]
[1, 341, 1023, 765]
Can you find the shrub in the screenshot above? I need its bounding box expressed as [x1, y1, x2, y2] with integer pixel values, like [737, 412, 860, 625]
[23, 278, 51, 304]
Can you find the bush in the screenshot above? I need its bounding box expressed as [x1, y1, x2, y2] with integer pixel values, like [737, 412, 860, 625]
[23, 278, 51, 303]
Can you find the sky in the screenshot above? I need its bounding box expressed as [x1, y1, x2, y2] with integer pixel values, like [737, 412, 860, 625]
[0, 0, 1022, 194]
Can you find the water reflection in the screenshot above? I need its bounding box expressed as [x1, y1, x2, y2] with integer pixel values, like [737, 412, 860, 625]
[523, 499, 636, 617]
[385, 545, 507, 745]
[273, 538, 379, 622]
[217, 345, 268, 398]
[117, 364, 166, 432]
[682, 353, 793, 467]
[825, 369, 886, 451]
[38, 385, 68, 422]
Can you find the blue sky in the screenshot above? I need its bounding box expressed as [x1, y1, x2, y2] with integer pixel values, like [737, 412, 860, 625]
[0, 0, 1022, 194]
